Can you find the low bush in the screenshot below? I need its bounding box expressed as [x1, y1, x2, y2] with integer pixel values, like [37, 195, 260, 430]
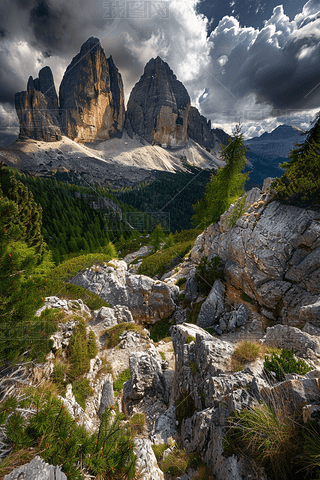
[104, 323, 146, 349]
[227, 195, 247, 228]
[195, 255, 223, 295]
[149, 317, 175, 342]
[113, 368, 131, 393]
[264, 348, 312, 381]
[175, 394, 197, 425]
[72, 378, 93, 409]
[190, 361, 197, 374]
[186, 299, 205, 324]
[2, 390, 136, 480]
[87, 329, 97, 359]
[240, 291, 253, 303]
[186, 336, 196, 344]
[67, 318, 90, 379]
[175, 277, 187, 288]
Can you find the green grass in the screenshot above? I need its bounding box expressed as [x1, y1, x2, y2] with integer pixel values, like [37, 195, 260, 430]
[159, 351, 166, 361]
[186, 336, 196, 344]
[160, 447, 213, 479]
[127, 413, 145, 435]
[151, 443, 168, 461]
[190, 361, 197, 374]
[50, 252, 117, 281]
[224, 403, 301, 480]
[138, 240, 194, 278]
[231, 341, 262, 371]
[113, 369, 131, 392]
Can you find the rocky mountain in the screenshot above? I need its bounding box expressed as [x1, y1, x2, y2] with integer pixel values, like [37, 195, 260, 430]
[127, 56, 191, 147]
[245, 125, 307, 187]
[13, 41, 229, 155]
[14, 66, 62, 142]
[59, 37, 125, 142]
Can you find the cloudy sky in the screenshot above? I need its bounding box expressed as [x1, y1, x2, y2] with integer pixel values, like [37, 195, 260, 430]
[0, 0, 320, 144]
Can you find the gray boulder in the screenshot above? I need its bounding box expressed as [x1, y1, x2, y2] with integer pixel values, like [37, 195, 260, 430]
[197, 279, 225, 328]
[97, 374, 114, 416]
[123, 347, 168, 414]
[264, 324, 320, 360]
[71, 260, 178, 324]
[4, 456, 66, 479]
[152, 405, 176, 444]
[93, 304, 134, 327]
[184, 267, 199, 302]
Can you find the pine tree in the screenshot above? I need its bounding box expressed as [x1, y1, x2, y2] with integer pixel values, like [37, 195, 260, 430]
[0, 164, 54, 361]
[150, 224, 166, 252]
[285, 111, 320, 166]
[192, 123, 249, 229]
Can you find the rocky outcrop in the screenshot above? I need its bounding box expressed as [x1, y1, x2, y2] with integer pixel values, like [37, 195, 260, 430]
[4, 455, 67, 480]
[70, 260, 178, 324]
[15, 66, 61, 142]
[190, 191, 320, 328]
[92, 304, 134, 327]
[127, 57, 190, 147]
[134, 438, 165, 480]
[123, 347, 169, 415]
[170, 323, 320, 479]
[170, 323, 264, 479]
[59, 37, 125, 142]
[97, 374, 115, 416]
[187, 106, 218, 150]
[264, 324, 320, 362]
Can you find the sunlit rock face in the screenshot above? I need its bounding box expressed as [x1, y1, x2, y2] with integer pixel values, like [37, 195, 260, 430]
[59, 37, 125, 143]
[15, 66, 62, 142]
[127, 56, 190, 147]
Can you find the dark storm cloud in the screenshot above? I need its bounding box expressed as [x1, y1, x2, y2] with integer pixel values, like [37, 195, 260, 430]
[194, 1, 320, 131]
[29, 1, 69, 54]
[0, 0, 318, 141]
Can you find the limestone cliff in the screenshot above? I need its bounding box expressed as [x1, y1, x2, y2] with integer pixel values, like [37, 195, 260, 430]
[14, 66, 61, 142]
[189, 184, 320, 329]
[59, 37, 125, 142]
[127, 57, 190, 147]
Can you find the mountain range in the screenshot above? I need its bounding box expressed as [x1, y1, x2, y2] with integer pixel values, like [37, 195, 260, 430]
[0, 37, 230, 187]
[244, 124, 307, 188]
[1, 36, 305, 190]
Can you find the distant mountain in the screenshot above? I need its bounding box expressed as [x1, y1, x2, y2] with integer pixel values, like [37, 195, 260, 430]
[244, 125, 307, 189]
